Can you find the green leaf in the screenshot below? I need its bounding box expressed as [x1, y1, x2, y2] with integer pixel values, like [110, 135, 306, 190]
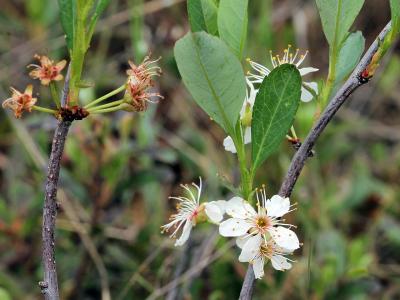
[57, 0, 75, 50]
[187, 0, 219, 35]
[87, 0, 111, 44]
[316, 0, 364, 47]
[391, 0, 400, 34]
[218, 0, 248, 58]
[201, 0, 219, 35]
[94, 0, 111, 17]
[251, 64, 301, 171]
[174, 32, 246, 133]
[334, 31, 365, 86]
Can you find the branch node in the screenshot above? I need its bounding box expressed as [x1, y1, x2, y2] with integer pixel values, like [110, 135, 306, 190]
[38, 281, 48, 293]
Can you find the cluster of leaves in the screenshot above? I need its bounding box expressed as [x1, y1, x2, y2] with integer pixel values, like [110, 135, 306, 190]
[175, 0, 303, 197]
[317, 0, 400, 103]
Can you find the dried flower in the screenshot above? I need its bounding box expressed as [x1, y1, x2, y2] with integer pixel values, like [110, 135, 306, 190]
[124, 55, 163, 112]
[28, 54, 66, 86]
[2, 85, 37, 118]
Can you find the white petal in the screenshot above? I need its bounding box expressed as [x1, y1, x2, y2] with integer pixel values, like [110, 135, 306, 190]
[301, 86, 314, 102]
[174, 221, 192, 246]
[299, 67, 319, 76]
[269, 227, 300, 251]
[239, 234, 262, 262]
[304, 81, 318, 94]
[205, 201, 224, 223]
[219, 218, 252, 237]
[223, 136, 237, 153]
[213, 200, 227, 214]
[252, 256, 265, 279]
[271, 254, 292, 271]
[225, 196, 257, 219]
[236, 235, 250, 249]
[246, 78, 258, 107]
[244, 127, 251, 144]
[266, 195, 290, 218]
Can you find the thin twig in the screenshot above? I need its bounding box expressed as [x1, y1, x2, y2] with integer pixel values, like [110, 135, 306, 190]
[239, 21, 393, 300]
[40, 120, 71, 300]
[40, 73, 72, 300]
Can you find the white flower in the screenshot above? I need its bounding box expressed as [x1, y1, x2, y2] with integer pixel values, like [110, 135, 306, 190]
[161, 178, 226, 246]
[223, 78, 257, 154]
[247, 45, 319, 102]
[204, 200, 226, 224]
[238, 236, 294, 278]
[219, 189, 300, 251]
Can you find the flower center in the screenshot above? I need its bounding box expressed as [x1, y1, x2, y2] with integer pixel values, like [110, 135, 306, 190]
[260, 243, 273, 259]
[255, 216, 271, 233]
[190, 204, 206, 224]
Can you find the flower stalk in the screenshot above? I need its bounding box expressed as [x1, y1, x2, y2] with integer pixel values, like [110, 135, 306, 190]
[84, 85, 126, 109]
[87, 99, 125, 112]
[49, 83, 60, 109]
[32, 106, 58, 114]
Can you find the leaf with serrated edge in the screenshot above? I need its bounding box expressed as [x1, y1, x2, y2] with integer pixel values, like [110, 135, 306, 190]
[251, 64, 301, 171]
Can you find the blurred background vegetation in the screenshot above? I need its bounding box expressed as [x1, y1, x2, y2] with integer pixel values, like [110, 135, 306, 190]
[0, 0, 399, 299]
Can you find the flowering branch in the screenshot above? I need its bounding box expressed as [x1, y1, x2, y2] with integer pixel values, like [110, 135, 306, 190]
[239, 21, 394, 300]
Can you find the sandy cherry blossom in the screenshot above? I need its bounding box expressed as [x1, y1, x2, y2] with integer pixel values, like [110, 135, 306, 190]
[219, 189, 300, 251]
[238, 235, 294, 278]
[161, 178, 226, 246]
[247, 45, 319, 102]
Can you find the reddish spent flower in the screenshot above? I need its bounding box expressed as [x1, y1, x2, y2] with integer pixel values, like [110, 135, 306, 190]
[2, 85, 37, 118]
[28, 54, 67, 86]
[124, 55, 163, 112]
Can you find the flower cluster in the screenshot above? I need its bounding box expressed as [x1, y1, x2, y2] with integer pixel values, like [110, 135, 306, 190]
[2, 53, 164, 118]
[162, 179, 300, 278]
[123, 56, 164, 112]
[223, 45, 319, 154]
[2, 54, 66, 118]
